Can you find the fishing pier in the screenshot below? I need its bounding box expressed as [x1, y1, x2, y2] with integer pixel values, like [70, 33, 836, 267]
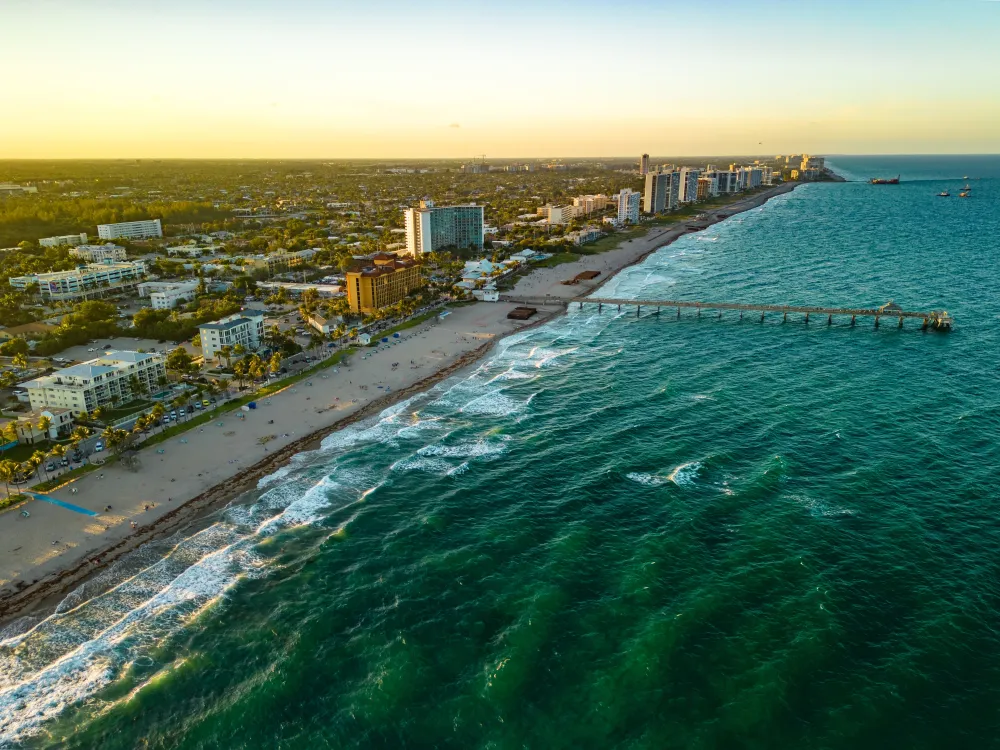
[500, 296, 953, 330]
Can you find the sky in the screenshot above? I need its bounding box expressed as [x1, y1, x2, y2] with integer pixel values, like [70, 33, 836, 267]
[3, 0, 999, 159]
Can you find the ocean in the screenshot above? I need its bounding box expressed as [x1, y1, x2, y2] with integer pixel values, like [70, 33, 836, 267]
[3, 155, 1000, 749]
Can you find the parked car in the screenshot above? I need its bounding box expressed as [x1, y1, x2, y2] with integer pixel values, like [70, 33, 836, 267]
[178, 408, 186, 417]
[46, 462, 56, 472]
[94, 441, 104, 452]
[194, 402, 202, 410]
[60, 457, 69, 467]
[202, 399, 210, 407]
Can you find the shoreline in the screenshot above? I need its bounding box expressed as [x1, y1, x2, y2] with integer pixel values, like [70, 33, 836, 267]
[0, 181, 802, 630]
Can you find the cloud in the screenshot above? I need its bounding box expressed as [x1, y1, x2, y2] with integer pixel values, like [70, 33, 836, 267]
[449, 123, 460, 128]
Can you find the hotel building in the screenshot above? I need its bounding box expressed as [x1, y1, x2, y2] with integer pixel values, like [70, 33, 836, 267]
[199, 310, 266, 360]
[404, 201, 484, 255]
[346, 254, 422, 314]
[97, 219, 163, 240]
[24, 351, 167, 416]
[9, 261, 146, 301]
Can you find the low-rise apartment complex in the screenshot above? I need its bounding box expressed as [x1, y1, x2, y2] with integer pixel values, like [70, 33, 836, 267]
[24, 351, 167, 416]
[69, 244, 127, 263]
[9, 261, 146, 301]
[39, 233, 88, 248]
[199, 310, 266, 360]
[97, 219, 163, 240]
[138, 280, 199, 310]
[346, 254, 422, 314]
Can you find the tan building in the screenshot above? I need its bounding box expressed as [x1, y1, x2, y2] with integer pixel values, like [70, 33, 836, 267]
[346, 255, 422, 314]
[14, 408, 75, 445]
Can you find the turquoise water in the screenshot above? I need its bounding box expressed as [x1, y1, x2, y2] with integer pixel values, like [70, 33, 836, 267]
[3, 156, 1000, 748]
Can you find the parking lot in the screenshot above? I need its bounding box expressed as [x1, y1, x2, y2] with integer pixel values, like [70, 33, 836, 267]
[58, 337, 201, 365]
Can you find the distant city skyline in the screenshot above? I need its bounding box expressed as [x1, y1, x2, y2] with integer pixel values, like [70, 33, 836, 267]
[4, 0, 999, 159]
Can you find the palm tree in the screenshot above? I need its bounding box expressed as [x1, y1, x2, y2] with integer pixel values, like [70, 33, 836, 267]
[150, 403, 166, 430]
[233, 360, 247, 389]
[48, 444, 66, 473]
[233, 343, 246, 358]
[0, 458, 18, 497]
[30, 450, 48, 480]
[36, 415, 53, 442]
[91, 407, 104, 424]
[1, 421, 18, 446]
[220, 345, 233, 368]
[101, 425, 118, 445]
[12, 352, 28, 370]
[77, 410, 90, 423]
[268, 352, 282, 376]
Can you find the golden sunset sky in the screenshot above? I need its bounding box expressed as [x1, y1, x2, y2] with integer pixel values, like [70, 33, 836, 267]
[4, 0, 999, 158]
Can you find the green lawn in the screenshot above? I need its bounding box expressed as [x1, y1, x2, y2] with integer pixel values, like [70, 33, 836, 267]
[0, 441, 55, 463]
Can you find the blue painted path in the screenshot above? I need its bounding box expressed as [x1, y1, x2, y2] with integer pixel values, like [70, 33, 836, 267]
[25, 491, 100, 517]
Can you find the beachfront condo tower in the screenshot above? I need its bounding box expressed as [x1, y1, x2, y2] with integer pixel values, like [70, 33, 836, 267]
[346, 254, 422, 314]
[679, 168, 701, 203]
[617, 188, 641, 224]
[404, 200, 484, 255]
[643, 169, 681, 214]
[639, 153, 650, 175]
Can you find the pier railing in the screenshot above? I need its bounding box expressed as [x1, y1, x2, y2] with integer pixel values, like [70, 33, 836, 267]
[497, 295, 952, 330]
[573, 297, 953, 330]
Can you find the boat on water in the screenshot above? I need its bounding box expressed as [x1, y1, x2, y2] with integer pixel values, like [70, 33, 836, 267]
[938, 191, 951, 197]
[869, 176, 900, 185]
[959, 191, 970, 198]
[962, 184, 972, 191]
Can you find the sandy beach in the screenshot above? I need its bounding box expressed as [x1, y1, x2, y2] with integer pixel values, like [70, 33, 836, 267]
[0, 182, 798, 627]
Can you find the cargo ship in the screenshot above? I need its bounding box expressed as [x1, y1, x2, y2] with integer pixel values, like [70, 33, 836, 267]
[869, 176, 900, 185]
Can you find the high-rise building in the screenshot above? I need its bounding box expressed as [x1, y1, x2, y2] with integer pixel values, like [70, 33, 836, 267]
[698, 175, 721, 200]
[346, 255, 423, 314]
[678, 168, 701, 203]
[96, 219, 163, 240]
[617, 189, 640, 224]
[404, 201, 484, 255]
[39, 233, 88, 248]
[639, 154, 650, 175]
[643, 171, 670, 214]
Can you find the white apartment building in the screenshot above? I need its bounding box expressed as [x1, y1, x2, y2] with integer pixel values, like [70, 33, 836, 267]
[69, 244, 127, 263]
[679, 168, 701, 203]
[138, 280, 199, 310]
[617, 188, 640, 224]
[9, 260, 146, 301]
[404, 200, 484, 255]
[199, 310, 266, 360]
[97, 218, 163, 240]
[39, 233, 88, 248]
[24, 351, 167, 416]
